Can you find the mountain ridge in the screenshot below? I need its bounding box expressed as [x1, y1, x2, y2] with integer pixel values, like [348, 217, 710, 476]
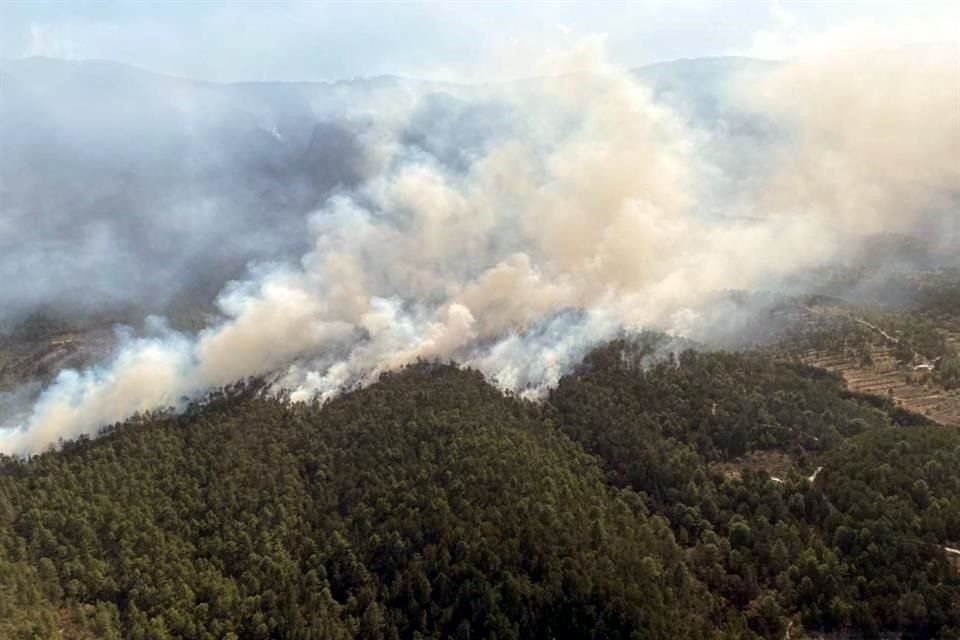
[1, 53, 777, 87]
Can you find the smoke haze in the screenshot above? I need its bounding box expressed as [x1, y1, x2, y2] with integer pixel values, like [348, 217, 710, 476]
[1, 41, 957, 454]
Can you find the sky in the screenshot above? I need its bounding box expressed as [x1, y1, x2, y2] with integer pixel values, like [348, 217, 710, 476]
[1, 0, 957, 82]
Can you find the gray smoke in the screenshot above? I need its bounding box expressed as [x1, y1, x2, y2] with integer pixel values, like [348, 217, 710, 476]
[0, 57, 420, 324]
[1, 41, 957, 454]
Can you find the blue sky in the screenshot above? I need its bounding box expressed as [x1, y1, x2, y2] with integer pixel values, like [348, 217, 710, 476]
[1, 1, 956, 81]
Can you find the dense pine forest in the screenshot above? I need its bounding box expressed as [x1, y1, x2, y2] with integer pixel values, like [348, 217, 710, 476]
[1, 336, 958, 639]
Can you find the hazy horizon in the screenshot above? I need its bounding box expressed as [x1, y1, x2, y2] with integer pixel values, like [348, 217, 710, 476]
[1, 0, 956, 83]
[2, 51, 780, 85]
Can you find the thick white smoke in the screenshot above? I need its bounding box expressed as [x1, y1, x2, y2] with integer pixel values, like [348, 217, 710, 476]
[1, 42, 958, 455]
[743, 47, 960, 235]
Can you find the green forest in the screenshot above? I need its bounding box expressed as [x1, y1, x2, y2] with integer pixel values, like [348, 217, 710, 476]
[1, 337, 958, 639]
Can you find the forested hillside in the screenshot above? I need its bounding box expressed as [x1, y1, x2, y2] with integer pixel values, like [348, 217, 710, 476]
[1, 343, 958, 639]
[551, 339, 959, 637]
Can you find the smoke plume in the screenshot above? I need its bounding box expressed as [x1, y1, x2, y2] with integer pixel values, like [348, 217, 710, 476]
[1, 42, 958, 454]
[743, 47, 960, 236]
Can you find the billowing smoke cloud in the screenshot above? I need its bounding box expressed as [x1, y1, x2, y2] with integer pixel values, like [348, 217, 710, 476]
[2, 41, 958, 454]
[741, 47, 959, 237]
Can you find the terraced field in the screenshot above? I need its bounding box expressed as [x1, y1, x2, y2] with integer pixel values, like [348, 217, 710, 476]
[768, 293, 960, 426]
[801, 344, 960, 426]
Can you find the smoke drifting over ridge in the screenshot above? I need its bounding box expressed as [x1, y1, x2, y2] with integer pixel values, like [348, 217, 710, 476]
[1, 42, 958, 454]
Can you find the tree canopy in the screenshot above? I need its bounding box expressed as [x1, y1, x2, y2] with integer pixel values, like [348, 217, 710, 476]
[1, 342, 957, 639]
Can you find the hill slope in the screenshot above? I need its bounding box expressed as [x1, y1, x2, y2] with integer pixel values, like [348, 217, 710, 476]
[0, 364, 716, 639]
[2, 343, 958, 638]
